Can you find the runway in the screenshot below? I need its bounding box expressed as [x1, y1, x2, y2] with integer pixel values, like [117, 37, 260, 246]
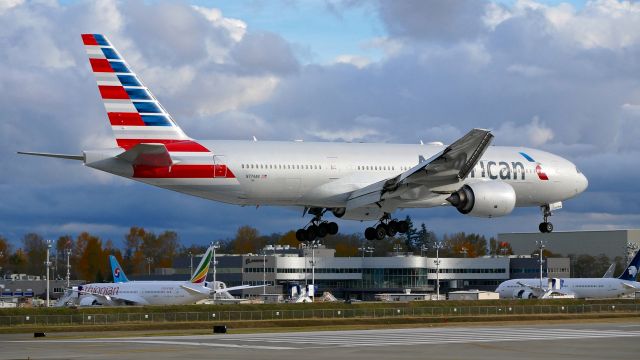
[2, 321, 640, 359]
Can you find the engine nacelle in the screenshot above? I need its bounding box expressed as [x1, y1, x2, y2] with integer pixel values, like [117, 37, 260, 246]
[514, 289, 534, 299]
[79, 295, 101, 306]
[446, 181, 516, 218]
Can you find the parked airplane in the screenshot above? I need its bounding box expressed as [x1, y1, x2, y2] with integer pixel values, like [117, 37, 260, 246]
[496, 251, 640, 299]
[108, 253, 250, 299]
[57, 246, 258, 306]
[20, 34, 588, 241]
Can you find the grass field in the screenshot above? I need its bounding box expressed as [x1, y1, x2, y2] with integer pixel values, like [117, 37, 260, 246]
[1, 298, 639, 334]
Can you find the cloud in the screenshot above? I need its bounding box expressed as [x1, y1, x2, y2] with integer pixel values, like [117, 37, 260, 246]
[2, 0, 640, 246]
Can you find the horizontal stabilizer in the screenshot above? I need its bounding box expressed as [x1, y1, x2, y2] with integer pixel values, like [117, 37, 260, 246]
[116, 143, 174, 167]
[17, 151, 84, 161]
[180, 284, 211, 295]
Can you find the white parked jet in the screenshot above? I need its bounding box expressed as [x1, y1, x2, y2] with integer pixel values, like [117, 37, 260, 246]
[496, 250, 640, 299]
[57, 246, 258, 306]
[20, 34, 588, 241]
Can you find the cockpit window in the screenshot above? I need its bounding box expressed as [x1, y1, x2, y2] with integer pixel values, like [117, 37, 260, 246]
[575, 166, 582, 174]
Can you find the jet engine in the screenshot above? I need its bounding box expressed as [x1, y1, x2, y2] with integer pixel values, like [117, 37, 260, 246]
[514, 289, 534, 299]
[79, 295, 101, 306]
[446, 181, 516, 218]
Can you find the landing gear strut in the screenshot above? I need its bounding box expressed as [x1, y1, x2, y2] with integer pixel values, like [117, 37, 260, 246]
[364, 214, 409, 241]
[296, 209, 339, 242]
[539, 205, 554, 233]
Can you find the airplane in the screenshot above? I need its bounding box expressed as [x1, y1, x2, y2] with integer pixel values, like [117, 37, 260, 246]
[57, 246, 260, 306]
[108, 253, 250, 299]
[20, 34, 588, 241]
[496, 250, 640, 299]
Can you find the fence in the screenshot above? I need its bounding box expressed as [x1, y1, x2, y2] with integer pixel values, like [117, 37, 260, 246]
[1, 303, 638, 327]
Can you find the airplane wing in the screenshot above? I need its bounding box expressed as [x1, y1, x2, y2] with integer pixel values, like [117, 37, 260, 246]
[622, 282, 638, 289]
[215, 284, 266, 294]
[347, 128, 493, 209]
[180, 284, 211, 295]
[116, 143, 176, 167]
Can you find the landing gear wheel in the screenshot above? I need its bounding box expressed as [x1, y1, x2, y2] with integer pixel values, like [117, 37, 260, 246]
[397, 220, 409, 234]
[539, 222, 553, 233]
[364, 227, 377, 241]
[296, 229, 306, 242]
[386, 221, 398, 237]
[327, 222, 339, 235]
[306, 225, 318, 241]
[317, 223, 328, 238]
[375, 224, 387, 240]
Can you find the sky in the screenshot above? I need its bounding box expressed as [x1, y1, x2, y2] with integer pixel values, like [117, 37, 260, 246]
[1, 0, 640, 248]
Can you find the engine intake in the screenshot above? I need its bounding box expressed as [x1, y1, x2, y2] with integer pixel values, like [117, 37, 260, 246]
[446, 181, 516, 218]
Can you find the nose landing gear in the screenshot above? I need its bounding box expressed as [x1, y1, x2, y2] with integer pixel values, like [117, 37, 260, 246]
[539, 204, 554, 233]
[364, 214, 409, 240]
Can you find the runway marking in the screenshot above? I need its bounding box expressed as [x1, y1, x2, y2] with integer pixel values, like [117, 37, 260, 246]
[5, 327, 640, 350]
[3, 339, 295, 350]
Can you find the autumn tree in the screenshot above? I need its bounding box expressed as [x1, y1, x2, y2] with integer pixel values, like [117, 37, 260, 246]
[490, 239, 513, 256]
[74, 232, 108, 282]
[0, 236, 11, 272]
[123, 227, 147, 274]
[141, 230, 180, 269]
[8, 249, 28, 274]
[441, 232, 488, 258]
[230, 226, 264, 254]
[23, 233, 47, 275]
[277, 231, 299, 248]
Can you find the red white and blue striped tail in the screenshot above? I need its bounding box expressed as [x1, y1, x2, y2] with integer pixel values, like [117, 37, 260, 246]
[81, 34, 197, 151]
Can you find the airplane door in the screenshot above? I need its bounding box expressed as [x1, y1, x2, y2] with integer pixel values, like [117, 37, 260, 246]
[213, 155, 227, 178]
[327, 156, 339, 179]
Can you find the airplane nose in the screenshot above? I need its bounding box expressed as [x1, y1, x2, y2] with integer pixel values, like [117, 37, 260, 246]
[577, 173, 588, 194]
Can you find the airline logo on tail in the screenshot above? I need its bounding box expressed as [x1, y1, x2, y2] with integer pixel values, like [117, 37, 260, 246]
[81, 34, 236, 180]
[619, 250, 640, 281]
[190, 246, 214, 284]
[109, 255, 129, 283]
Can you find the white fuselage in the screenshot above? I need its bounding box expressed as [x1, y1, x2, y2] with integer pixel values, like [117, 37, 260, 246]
[85, 141, 588, 217]
[77, 281, 209, 306]
[496, 278, 640, 299]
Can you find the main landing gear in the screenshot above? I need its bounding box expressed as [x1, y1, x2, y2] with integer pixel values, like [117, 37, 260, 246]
[296, 210, 339, 242]
[364, 214, 409, 241]
[539, 204, 554, 233]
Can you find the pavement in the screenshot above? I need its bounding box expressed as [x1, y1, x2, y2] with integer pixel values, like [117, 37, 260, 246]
[2, 320, 640, 359]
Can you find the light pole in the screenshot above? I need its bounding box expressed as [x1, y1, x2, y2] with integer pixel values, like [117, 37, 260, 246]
[434, 241, 443, 300]
[45, 240, 52, 307]
[310, 240, 319, 299]
[146, 257, 153, 276]
[65, 248, 71, 288]
[188, 251, 193, 277]
[420, 245, 428, 257]
[212, 242, 220, 302]
[358, 244, 374, 259]
[536, 240, 546, 289]
[262, 248, 266, 295]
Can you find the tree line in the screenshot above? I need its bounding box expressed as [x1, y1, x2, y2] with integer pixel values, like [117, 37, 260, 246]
[0, 216, 626, 281]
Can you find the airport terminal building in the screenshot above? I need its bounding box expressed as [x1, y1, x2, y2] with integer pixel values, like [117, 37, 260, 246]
[157, 246, 567, 300]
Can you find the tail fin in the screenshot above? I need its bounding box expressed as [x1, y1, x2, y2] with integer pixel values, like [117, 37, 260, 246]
[109, 255, 129, 283]
[81, 34, 192, 150]
[190, 246, 214, 284]
[618, 250, 640, 281]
